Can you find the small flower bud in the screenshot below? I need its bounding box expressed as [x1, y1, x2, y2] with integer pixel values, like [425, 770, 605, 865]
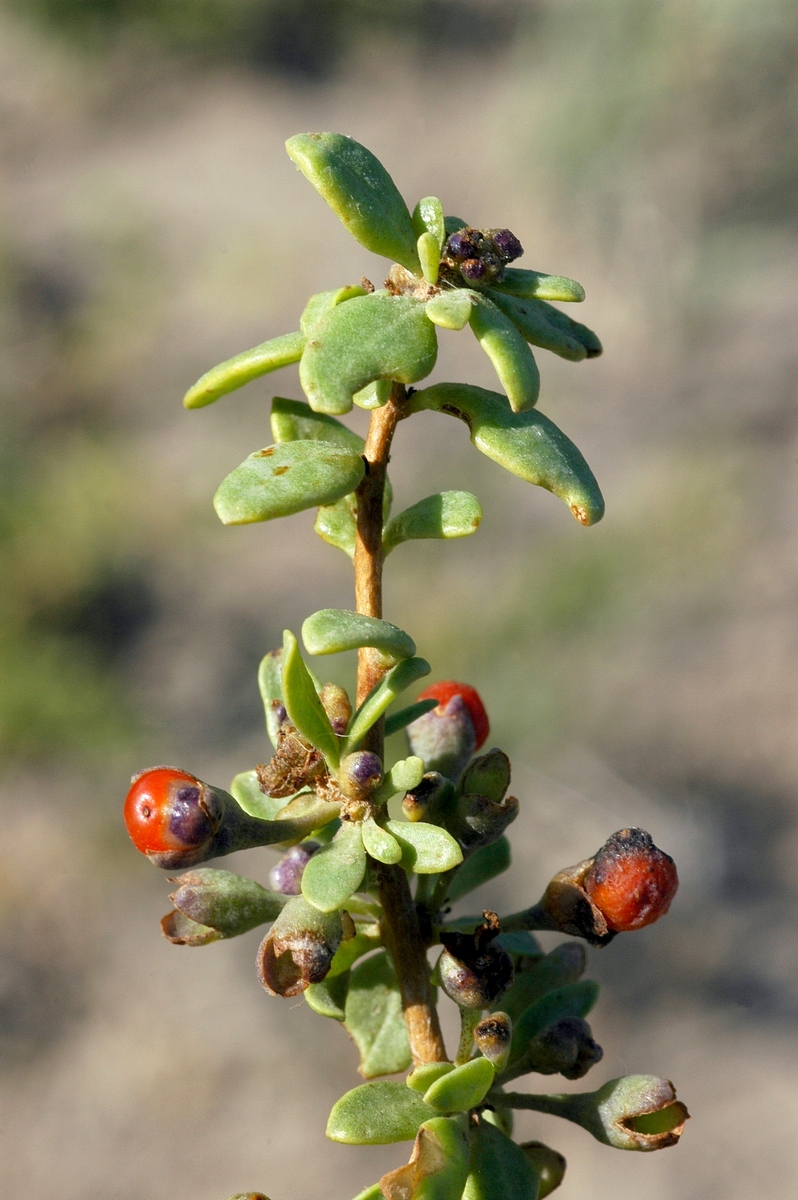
[124, 767, 224, 869]
[257, 895, 343, 997]
[401, 771, 454, 822]
[460, 749, 510, 802]
[163, 867, 286, 944]
[525, 1016, 603, 1080]
[439, 912, 514, 1009]
[490, 228, 524, 263]
[445, 228, 481, 261]
[568, 1075, 690, 1151]
[268, 842, 319, 894]
[474, 1011, 512, 1071]
[583, 828, 678, 932]
[452, 791, 519, 850]
[518, 1143, 566, 1198]
[338, 751, 383, 801]
[320, 682, 352, 735]
[460, 257, 488, 282]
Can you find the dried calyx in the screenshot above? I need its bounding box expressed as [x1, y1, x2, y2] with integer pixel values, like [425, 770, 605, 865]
[439, 911, 514, 1009]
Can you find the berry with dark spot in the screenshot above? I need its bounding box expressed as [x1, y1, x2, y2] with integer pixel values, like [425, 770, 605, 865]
[124, 767, 222, 868]
[583, 828, 678, 932]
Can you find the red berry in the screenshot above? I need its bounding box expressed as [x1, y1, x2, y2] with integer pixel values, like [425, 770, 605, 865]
[583, 828, 678, 932]
[124, 766, 219, 863]
[417, 681, 490, 750]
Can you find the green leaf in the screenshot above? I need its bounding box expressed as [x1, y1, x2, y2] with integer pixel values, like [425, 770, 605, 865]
[257, 648, 284, 749]
[327, 1081, 436, 1144]
[214, 441, 365, 526]
[510, 981, 600, 1065]
[301, 820, 366, 912]
[407, 1063, 455, 1094]
[271, 395, 364, 450]
[469, 295, 540, 413]
[382, 1115, 470, 1200]
[361, 817, 403, 865]
[384, 820, 463, 874]
[499, 943, 586, 1025]
[281, 629, 340, 766]
[383, 491, 482, 554]
[423, 1058, 495, 1113]
[302, 609, 416, 661]
[446, 837, 511, 905]
[329, 930, 383, 977]
[229, 769, 287, 821]
[315, 494, 357, 558]
[305, 972, 350, 1020]
[372, 756, 426, 805]
[462, 1121, 539, 1200]
[385, 699, 438, 738]
[300, 293, 438, 415]
[300, 285, 369, 334]
[492, 268, 586, 303]
[286, 133, 421, 272]
[343, 657, 431, 753]
[425, 290, 474, 331]
[412, 197, 445, 251]
[408, 383, 604, 526]
[353, 379, 393, 409]
[444, 216, 468, 235]
[487, 290, 600, 362]
[183, 330, 305, 409]
[344, 950, 412, 1078]
[417, 232, 441, 285]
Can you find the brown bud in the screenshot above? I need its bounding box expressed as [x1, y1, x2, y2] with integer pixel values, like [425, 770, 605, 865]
[525, 1016, 603, 1080]
[257, 896, 342, 997]
[439, 912, 514, 1009]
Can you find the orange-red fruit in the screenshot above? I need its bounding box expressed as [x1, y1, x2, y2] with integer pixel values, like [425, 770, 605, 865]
[124, 766, 215, 859]
[583, 828, 678, 932]
[417, 681, 490, 750]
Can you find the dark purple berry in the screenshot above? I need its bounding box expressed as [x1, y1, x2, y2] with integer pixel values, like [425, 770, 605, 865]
[269, 842, 319, 894]
[460, 258, 488, 282]
[492, 229, 524, 262]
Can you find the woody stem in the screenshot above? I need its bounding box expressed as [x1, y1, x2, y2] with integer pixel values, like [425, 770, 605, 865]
[353, 384, 448, 1065]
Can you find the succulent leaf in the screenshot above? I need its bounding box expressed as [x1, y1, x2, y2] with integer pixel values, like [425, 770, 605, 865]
[425, 290, 474, 330]
[508, 980, 600, 1068]
[383, 492, 482, 555]
[229, 768, 287, 821]
[327, 1082, 436, 1144]
[300, 285, 369, 334]
[281, 629, 341, 767]
[417, 232, 441, 285]
[384, 819, 463, 874]
[487, 290, 601, 361]
[257, 648, 285, 749]
[408, 383, 604, 526]
[343, 657, 431, 753]
[301, 820, 367, 912]
[462, 1121, 540, 1200]
[384, 699, 439, 738]
[492, 268, 586, 303]
[271, 396, 364, 450]
[214, 441, 365, 526]
[344, 950, 412, 1078]
[446, 837, 512, 905]
[302, 609, 416, 661]
[300, 293, 438, 416]
[422, 1057, 495, 1113]
[286, 133, 420, 271]
[412, 196, 446, 251]
[183, 330, 305, 409]
[468, 294, 540, 412]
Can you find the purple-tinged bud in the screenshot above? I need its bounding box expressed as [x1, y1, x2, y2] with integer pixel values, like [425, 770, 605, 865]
[338, 751, 383, 801]
[257, 895, 343, 997]
[491, 229, 524, 262]
[474, 1011, 512, 1071]
[320, 683, 352, 735]
[406, 695, 476, 781]
[269, 842, 319, 894]
[445, 229, 481, 260]
[439, 912, 514, 1009]
[271, 700, 288, 728]
[459, 257, 487, 283]
[518, 1143, 566, 1198]
[525, 1016, 603, 1080]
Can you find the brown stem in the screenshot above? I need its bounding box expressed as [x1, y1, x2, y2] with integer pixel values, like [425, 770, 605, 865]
[353, 384, 448, 1065]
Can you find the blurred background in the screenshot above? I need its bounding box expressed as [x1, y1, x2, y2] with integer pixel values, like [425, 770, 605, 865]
[1, 1, 796, 1196]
